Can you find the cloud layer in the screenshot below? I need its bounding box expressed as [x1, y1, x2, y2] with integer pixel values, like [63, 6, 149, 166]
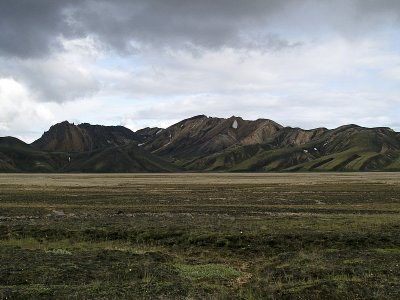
[1, 0, 400, 141]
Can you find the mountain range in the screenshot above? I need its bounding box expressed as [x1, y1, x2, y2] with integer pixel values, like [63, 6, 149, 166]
[1, 115, 400, 172]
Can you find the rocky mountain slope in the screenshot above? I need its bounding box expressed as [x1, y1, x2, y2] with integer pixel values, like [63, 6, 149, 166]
[32, 121, 140, 152]
[140, 116, 400, 172]
[1, 116, 399, 172]
[142, 115, 283, 157]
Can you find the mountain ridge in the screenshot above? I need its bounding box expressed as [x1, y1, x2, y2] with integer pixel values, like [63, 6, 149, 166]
[1, 115, 399, 172]
[32, 121, 140, 152]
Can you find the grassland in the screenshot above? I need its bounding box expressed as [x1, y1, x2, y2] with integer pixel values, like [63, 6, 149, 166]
[1, 173, 400, 299]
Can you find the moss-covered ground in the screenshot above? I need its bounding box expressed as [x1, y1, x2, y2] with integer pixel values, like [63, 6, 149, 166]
[1, 173, 400, 299]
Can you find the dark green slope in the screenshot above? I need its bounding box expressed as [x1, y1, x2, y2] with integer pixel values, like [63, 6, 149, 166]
[64, 143, 180, 173]
[282, 126, 400, 171]
[0, 137, 179, 173]
[182, 125, 400, 172]
[0, 137, 69, 172]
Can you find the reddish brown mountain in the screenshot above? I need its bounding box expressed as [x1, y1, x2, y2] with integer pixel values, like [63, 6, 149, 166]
[32, 121, 140, 152]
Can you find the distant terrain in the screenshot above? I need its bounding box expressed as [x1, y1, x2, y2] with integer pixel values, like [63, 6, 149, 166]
[1, 115, 400, 172]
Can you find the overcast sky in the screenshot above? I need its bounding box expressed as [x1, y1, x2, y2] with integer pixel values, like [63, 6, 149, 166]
[1, 0, 400, 142]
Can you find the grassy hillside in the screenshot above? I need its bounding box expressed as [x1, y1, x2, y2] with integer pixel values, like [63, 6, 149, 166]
[180, 125, 400, 172]
[0, 137, 68, 172]
[65, 144, 180, 172]
[0, 137, 179, 173]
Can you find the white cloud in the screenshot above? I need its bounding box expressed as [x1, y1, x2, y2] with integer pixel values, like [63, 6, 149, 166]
[0, 37, 100, 103]
[0, 78, 55, 141]
[92, 35, 400, 131]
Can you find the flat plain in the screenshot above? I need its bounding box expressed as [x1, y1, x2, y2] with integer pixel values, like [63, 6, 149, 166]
[1, 173, 400, 299]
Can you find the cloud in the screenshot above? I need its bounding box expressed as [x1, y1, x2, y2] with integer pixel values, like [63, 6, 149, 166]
[70, 0, 297, 53]
[0, 37, 100, 102]
[2, 0, 400, 59]
[0, 0, 400, 141]
[111, 36, 400, 130]
[124, 90, 398, 131]
[95, 37, 400, 99]
[0, 78, 55, 141]
[0, 0, 294, 58]
[0, 0, 77, 58]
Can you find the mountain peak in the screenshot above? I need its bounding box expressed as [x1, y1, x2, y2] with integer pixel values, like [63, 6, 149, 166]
[50, 120, 74, 127]
[32, 122, 138, 152]
[182, 114, 208, 122]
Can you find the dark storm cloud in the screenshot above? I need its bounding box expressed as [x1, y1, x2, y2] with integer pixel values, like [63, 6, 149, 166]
[0, 0, 298, 58]
[357, 0, 400, 14]
[1, 0, 400, 59]
[71, 0, 292, 52]
[0, 0, 79, 58]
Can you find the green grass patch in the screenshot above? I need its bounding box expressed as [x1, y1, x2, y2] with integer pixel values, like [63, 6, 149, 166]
[176, 263, 241, 280]
[375, 248, 400, 254]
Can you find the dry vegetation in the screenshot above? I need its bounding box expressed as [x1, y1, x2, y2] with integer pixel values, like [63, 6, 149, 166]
[1, 173, 400, 299]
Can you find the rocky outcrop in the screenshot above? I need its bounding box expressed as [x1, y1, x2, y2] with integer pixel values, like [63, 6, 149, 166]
[32, 121, 139, 152]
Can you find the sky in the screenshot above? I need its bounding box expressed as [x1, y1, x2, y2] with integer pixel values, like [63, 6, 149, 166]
[1, 0, 400, 142]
